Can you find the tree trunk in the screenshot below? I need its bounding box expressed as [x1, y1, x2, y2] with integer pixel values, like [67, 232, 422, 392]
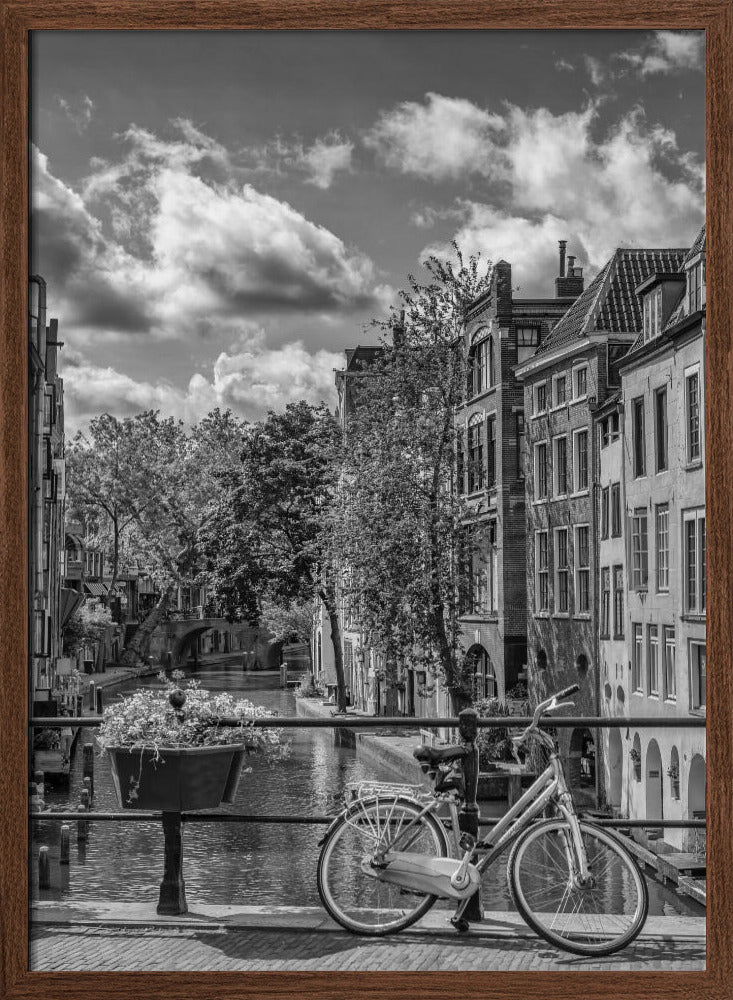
[120, 586, 172, 667]
[319, 582, 348, 713]
[108, 517, 119, 610]
[384, 644, 400, 716]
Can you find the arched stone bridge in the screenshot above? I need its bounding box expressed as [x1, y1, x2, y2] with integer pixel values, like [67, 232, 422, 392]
[149, 616, 281, 670]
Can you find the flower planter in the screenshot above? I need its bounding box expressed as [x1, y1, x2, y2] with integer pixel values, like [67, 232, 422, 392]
[107, 743, 247, 811]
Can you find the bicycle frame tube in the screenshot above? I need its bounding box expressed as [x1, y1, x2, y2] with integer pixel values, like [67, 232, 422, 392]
[474, 761, 560, 873]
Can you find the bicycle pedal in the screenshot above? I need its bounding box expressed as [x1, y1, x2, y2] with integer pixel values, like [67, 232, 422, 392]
[450, 916, 470, 933]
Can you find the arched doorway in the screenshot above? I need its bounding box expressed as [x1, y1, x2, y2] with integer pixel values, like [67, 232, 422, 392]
[466, 644, 497, 700]
[645, 739, 663, 837]
[569, 728, 595, 784]
[688, 754, 706, 852]
[607, 726, 623, 809]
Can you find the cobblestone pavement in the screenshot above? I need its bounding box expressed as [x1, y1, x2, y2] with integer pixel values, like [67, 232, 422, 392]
[30, 918, 705, 972]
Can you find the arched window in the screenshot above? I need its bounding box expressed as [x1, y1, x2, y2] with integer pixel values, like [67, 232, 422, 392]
[467, 330, 492, 398]
[467, 644, 496, 700]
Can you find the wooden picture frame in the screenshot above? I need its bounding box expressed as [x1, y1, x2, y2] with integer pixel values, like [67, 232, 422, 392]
[1, 2, 731, 997]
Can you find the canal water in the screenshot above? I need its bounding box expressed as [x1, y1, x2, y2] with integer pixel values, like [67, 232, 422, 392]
[32, 663, 704, 918]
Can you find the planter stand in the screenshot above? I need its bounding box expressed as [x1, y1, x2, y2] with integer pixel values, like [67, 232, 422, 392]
[158, 812, 187, 915]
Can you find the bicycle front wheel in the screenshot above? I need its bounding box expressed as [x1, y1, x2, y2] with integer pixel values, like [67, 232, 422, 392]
[509, 819, 649, 956]
[317, 797, 449, 935]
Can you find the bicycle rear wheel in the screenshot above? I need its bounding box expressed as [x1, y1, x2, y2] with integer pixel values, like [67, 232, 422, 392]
[317, 797, 449, 935]
[509, 819, 649, 956]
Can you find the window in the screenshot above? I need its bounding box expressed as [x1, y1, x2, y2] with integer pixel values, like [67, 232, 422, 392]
[613, 566, 624, 638]
[467, 522, 498, 615]
[664, 627, 676, 701]
[656, 504, 669, 591]
[467, 416, 485, 493]
[600, 413, 619, 448]
[686, 369, 701, 463]
[643, 286, 662, 342]
[554, 528, 569, 613]
[517, 326, 539, 365]
[648, 625, 659, 696]
[632, 398, 646, 477]
[534, 442, 548, 500]
[631, 509, 648, 589]
[600, 568, 611, 637]
[456, 432, 465, 496]
[536, 531, 549, 612]
[466, 335, 493, 398]
[516, 412, 525, 480]
[535, 382, 548, 414]
[655, 387, 668, 472]
[573, 366, 588, 399]
[611, 483, 622, 537]
[553, 436, 567, 496]
[554, 375, 566, 406]
[573, 429, 588, 492]
[683, 509, 706, 614]
[632, 624, 643, 693]
[601, 487, 609, 539]
[687, 259, 704, 313]
[486, 415, 497, 488]
[488, 337, 495, 388]
[689, 641, 706, 710]
[575, 526, 590, 614]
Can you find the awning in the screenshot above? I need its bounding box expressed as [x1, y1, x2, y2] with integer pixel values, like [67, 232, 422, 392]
[83, 582, 107, 598]
[59, 587, 84, 626]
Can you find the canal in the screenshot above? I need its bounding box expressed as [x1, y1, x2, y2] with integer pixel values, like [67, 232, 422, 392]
[32, 663, 704, 918]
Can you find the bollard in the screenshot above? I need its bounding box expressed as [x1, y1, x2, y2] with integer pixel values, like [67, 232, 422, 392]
[76, 694, 83, 716]
[157, 812, 188, 915]
[83, 775, 92, 803]
[89, 680, 96, 712]
[96, 687, 103, 715]
[60, 825, 70, 865]
[77, 804, 89, 842]
[82, 744, 94, 799]
[80, 788, 90, 811]
[38, 846, 51, 889]
[458, 706, 483, 923]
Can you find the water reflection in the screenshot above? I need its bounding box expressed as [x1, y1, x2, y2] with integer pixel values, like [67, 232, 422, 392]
[31, 663, 704, 918]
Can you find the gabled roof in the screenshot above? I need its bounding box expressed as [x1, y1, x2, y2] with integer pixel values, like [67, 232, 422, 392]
[535, 248, 687, 356]
[683, 223, 706, 265]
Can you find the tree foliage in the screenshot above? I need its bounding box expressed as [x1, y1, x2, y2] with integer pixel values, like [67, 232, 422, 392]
[336, 247, 493, 712]
[63, 598, 114, 655]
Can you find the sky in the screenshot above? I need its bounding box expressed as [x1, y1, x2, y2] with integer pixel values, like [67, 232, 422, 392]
[31, 30, 705, 434]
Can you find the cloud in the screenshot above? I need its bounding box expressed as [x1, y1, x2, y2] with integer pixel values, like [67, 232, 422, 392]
[583, 56, 606, 87]
[554, 58, 575, 73]
[364, 92, 505, 181]
[421, 103, 704, 294]
[32, 121, 385, 344]
[616, 30, 704, 76]
[57, 95, 94, 133]
[61, 337, 342, 434]
[295, 133, 354, 188]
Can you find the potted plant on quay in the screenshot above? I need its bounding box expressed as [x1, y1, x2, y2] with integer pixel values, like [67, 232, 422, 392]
[96, 671, 288, 811]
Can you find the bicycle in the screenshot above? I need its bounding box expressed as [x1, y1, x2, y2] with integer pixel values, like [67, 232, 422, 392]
[316, 684, 649, 957]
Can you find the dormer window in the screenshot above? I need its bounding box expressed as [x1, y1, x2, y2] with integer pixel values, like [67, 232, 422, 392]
[687, 256, 705, 313]
[516, 326, 539, 365]
[643, 286, 663, 342]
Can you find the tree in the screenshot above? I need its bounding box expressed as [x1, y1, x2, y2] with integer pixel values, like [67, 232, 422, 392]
[336, 247, 492, 713]
[62, 598, 113, 656]
[66, 411, 226, 666]
[200, 402, 348, 710]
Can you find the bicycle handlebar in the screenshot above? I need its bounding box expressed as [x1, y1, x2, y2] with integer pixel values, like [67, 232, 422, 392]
[512, 684, 580, 750]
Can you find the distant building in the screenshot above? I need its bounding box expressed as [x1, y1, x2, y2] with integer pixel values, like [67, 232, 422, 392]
[613, 226, 706, 850]
[456, 247, 581, 706]
[515, 246, 687, 805]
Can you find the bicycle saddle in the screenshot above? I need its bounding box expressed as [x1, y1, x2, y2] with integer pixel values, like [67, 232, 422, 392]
[413, 745, 469, 766]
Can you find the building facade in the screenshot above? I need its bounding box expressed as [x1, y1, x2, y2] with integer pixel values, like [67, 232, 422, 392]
[456, 251, 581, 706]
[614, 226, 706, 850]
[515, 246, 687, 804]
[29, 278, 68, 708]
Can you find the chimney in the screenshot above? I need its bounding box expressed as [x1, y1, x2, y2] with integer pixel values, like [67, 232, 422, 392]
[555, 244, 584, 299]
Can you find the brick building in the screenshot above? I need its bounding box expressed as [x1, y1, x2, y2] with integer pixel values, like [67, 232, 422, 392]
[515, 246, 687, 803]
[456, 248, 581, 702]
[613, 225, 706, 849]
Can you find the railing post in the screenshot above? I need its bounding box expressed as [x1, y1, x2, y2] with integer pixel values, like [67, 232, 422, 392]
[458, 706, 483, 923]
[158, 812, 188, 915]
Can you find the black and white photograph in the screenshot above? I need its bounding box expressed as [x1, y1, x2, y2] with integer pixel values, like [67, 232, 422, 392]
[27, 28, 706, 973]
